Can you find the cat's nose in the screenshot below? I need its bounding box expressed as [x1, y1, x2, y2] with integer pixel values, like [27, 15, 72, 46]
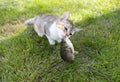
[66, 32, 69, 36]
[66, 33, 72, 37]
[66, 34, 69, 36]
[69, 33, 72, 35]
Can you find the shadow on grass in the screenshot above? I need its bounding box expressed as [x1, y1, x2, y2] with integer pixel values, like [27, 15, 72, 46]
[0, 9, 120, 82]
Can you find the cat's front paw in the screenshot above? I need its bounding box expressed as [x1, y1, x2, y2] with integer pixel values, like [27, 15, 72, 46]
[57, 39, 61, 43]
[49, 41, 55, 45]
[74, 51, 79, 55]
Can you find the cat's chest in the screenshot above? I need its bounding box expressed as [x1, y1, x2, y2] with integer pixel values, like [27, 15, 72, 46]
[49, 22, 65, 40]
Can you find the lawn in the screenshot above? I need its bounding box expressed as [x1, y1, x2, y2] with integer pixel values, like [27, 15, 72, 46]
[0, 0, 120, 82]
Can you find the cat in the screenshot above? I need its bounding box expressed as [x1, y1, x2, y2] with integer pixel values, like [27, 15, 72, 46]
[25, 12, 80, 45]
[60, 37, 78, 62]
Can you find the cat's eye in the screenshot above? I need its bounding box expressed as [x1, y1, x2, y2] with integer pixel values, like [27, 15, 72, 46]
[65, 27, 68, 30]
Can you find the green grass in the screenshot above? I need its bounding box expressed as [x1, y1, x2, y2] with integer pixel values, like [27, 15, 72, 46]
[0, 0, 120, 82]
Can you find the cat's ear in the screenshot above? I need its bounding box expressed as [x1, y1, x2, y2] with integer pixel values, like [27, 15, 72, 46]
[60, 11, 70, 20]
[73, 27, 83, 32]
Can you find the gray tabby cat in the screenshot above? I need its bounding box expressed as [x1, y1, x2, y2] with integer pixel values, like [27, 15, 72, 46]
[25, 12, 80, 45]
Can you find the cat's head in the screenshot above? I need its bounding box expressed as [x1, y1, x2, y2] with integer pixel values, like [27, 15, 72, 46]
[56, 12, 82, 37]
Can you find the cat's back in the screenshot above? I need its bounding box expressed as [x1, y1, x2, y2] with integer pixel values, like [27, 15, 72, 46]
[35, 14, 59, 23]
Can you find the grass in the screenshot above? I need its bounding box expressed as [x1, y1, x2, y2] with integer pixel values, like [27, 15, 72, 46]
[0, 0, 120, 82]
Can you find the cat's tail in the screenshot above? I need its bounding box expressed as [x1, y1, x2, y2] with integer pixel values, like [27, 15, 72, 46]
[25, 18, 35, 25]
